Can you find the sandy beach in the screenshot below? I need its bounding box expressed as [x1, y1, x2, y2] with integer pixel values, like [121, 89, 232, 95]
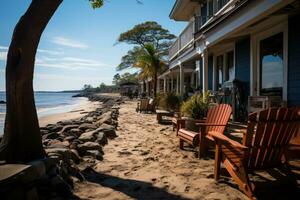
[73, 100, 300, 200]
[39, 100, 101, 127]
[74, 100, 248, 200]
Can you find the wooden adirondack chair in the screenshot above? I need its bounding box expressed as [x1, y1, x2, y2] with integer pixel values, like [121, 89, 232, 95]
[136, 98, 149, 113]
[210, 107, 300, 199]
[177, 104, 232, 158]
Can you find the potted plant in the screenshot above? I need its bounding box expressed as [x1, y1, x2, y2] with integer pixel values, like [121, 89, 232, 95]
[180, 92, 210, 131]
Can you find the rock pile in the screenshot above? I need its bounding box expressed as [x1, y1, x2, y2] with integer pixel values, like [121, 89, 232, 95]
[34, 95, 122, 199]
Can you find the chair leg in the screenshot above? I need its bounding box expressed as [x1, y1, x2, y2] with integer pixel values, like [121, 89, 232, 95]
[198, 133, 206, 159]
[223, 159, 255, 199]
[214, 143, 221, 181]
[179, 139, 184, 149]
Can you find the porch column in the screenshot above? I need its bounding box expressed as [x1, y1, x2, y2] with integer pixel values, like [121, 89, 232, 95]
[191, 72, 195, 88]
[180, 64, 184, 95]
[163, 77, 167, 94]
[213, 56, 217, 91]
[202, 49, 209, 93]
[171, 76, 174, 93]
[146, 81, 149, 95]
[176, 73, 180, 94]
[141, 82, 144, 93]
[157, 78, 160, 94]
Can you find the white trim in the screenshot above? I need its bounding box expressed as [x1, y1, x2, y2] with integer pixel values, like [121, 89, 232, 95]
[251, 21, 288, 101]
[211, 44, 235, 91]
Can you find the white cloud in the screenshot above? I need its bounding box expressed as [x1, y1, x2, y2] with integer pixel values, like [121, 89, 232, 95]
[35, 56, 108, 70]
[37, 49, 63, 56]
[0, 46, 8, 50]
[52, 37, 88, 49]
[0, 51, 7, 61]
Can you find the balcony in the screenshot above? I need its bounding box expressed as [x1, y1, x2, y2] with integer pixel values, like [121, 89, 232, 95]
[169, 21, 194, 60]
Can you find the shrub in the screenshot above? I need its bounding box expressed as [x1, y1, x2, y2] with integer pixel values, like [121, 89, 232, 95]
[180, 92, 210, 119]
[159, 92, 182, 111]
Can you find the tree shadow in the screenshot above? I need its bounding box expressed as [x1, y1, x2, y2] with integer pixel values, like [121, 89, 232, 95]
[81, 167, 192, 200]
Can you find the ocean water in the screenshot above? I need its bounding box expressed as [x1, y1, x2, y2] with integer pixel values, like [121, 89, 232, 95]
[0, 92, 86, 135]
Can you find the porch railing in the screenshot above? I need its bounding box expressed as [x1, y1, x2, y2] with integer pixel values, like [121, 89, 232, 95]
[168, 21, 194, 60]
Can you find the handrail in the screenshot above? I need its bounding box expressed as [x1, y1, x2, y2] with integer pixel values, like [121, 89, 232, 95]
[168, 21, 194, 60]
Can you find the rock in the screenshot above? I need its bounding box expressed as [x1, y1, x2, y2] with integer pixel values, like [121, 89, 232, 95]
[79, 130, 97, 142]
[46, 124, 63, 132]
[77, 142, 101, 152]
[97, 124, 117, 139]
[59, 125, 79, 133]
[85, 117, 94, 123]
[64, 136, 76, 142]
[97, 132, 108, 145]
[78, 123, 97, 131]
[42, 132, 60, 140]
[40, 128, 50, 135]
[48, 140, 70, 148]
[69, 128, 82, 136]
[95, 112, 112, 126]
[85, 150, 103, 160]
[45, 148, 79, 163]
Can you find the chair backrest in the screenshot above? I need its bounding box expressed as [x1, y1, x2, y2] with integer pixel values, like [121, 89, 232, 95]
[244, 107, 300, 170]
[205, 104, 232, 134]
[140, 99, 149, 111]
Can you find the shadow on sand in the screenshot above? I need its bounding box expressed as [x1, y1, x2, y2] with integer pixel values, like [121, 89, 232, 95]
[80, 167, 192, 200]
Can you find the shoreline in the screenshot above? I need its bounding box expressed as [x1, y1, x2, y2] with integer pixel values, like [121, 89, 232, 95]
[39, 99, 101, 127]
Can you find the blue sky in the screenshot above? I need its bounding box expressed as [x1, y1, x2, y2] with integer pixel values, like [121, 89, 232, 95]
[0, 0, 186, 91]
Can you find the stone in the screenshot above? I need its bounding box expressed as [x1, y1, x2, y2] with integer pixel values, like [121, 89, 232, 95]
[78, 130, 97, 142]
[48, 140, 70, 148]
[97, 132, 108, 145]
[77, 142, 101, 152]
[85, 117, 94, 123]
[95, 111, 112, 126]
[97, 124, 117, 139]
[85, 150, 103, 160]
[59, 125, 79, 133]
[69, 128, 82, 136]
[78, 123, 97, 131]
[64, 136, 76, 142]
[45, 148, 80, 164]
[42, 132, 60, 140]
[46, 124, 63, 132]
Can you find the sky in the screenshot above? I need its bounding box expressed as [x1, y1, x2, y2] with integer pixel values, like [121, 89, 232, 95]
[0, 0, 186, 91]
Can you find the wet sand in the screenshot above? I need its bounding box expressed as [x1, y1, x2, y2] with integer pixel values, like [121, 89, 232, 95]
[39, 100, 100, 127]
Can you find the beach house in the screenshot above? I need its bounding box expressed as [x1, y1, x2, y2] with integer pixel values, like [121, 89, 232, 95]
[159, 0, 300, 117]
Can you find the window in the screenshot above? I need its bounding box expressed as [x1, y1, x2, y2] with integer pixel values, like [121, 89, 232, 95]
[260, 32, 283, 96]
[216, 55, 223, 89]
[208, 0, 214, 18]
[226, 51, 234, 81]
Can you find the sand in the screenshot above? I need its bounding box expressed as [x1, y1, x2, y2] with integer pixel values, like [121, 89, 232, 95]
[74, 100, 253, 200]
[39, 100, 100, 127]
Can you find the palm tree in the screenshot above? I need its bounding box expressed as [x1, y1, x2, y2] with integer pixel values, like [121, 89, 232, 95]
[133, 44, 166, 97]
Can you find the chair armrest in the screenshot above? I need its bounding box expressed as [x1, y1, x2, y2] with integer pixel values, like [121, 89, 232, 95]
[209, 131, 248, 150]
[195, 123, 227, 127]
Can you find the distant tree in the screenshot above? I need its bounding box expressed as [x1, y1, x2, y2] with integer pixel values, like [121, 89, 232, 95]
[112, 73, 121, 85]
[117, 21, 175, 97]
[113, 72, 138, 86]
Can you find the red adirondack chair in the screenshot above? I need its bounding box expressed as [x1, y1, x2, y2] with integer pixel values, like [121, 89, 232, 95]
[177, 104, 232, 158]
[210, 107, 300, 199]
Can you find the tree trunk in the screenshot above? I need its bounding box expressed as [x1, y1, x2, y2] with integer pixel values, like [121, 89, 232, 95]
[153, 72, 157, 98]
[0, 0, 62, 163]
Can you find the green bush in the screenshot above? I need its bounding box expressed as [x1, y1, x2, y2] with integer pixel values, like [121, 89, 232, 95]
[180, 92, 210, 119]
[159, 92, 182, 111]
